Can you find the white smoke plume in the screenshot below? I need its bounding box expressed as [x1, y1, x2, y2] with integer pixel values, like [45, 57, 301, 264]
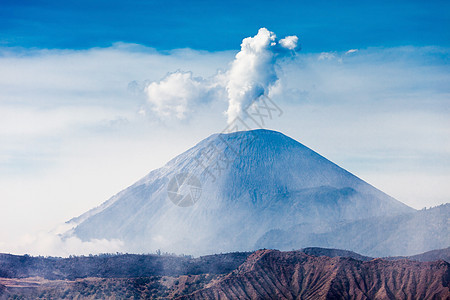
[225, 28, 299, 124]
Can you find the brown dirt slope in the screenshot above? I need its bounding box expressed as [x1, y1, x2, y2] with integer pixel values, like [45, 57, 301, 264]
[180, 249, 450, 300]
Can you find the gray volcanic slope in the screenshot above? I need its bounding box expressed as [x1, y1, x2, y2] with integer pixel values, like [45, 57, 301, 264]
[67, 129, 415, 255]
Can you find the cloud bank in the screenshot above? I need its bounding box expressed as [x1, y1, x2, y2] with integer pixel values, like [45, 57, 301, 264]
[1, 232, 124, 257]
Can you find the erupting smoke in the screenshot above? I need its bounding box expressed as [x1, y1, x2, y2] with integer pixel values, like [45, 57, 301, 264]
[225, 28, 299, 124]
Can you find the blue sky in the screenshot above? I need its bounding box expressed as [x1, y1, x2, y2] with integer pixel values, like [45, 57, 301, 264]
[0, 1, 449, 255]
[1, 0, 449, 51]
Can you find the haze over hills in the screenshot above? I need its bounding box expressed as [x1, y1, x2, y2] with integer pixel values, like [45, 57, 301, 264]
[60, 129, 445, 257]
[256, 203, 450, 257]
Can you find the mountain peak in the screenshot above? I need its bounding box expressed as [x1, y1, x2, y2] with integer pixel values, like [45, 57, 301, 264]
[215, 128, 289, 140]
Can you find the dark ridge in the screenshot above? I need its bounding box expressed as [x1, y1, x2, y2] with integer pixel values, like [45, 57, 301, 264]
[0, 252, 251, 280]
[300, 247, 373, 261]
[2, 246, 449, 281]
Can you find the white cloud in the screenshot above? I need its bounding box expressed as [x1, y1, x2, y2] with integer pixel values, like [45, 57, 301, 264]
[318, 52, 337, 61]
[279, 36, 299, 50]
[346, 49, 358, 54]
[144, 71, 221, 119]
[0, 106, 123, 137]
[225, 28, 299, 124]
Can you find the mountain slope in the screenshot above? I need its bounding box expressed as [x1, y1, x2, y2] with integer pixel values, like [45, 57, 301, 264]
[68, 129, 414, 255]
[404, 246, 450, 262]
[180, 250, 450, 300]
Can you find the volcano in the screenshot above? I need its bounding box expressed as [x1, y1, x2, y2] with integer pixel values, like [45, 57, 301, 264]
[66, 129, 415, 255]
